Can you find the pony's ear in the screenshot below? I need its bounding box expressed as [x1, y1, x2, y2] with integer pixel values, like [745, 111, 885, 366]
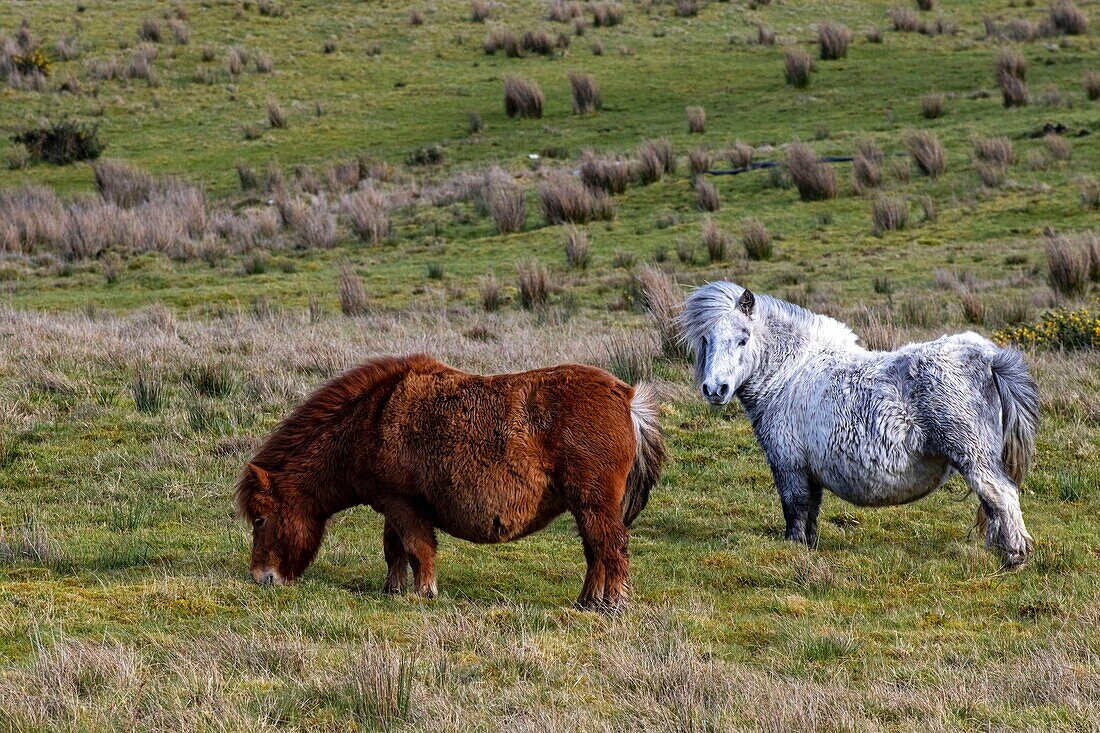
[737, 288, 756, 316]
[247, 462, 272, 493]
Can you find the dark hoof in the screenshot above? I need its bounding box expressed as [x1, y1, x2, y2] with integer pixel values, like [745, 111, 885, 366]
[575, 597, 627, 615]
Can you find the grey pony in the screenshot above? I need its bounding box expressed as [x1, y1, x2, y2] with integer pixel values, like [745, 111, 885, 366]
[680, 281, 1038, 567]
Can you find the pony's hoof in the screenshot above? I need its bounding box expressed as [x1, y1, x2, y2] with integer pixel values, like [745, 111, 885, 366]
[1003, 551, 1030, 570]
[574, 597, 628, 615]
[381, 583, 406, 595]
[414, 582, 438, 599]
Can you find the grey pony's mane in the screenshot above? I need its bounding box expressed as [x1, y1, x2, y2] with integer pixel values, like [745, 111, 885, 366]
[678, 281, 858, 361]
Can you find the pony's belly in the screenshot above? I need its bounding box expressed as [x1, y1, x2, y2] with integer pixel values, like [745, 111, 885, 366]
[429, 481, 565, 544]
[824, 455, 952, 507]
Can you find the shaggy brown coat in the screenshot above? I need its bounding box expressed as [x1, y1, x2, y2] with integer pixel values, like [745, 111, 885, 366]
[236, 354, 665, 611]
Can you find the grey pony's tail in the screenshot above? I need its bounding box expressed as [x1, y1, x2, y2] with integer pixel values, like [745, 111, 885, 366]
[991, 348, 1039, 486]
[977, 348, 1039, 536]
[622, 382, 666, 528]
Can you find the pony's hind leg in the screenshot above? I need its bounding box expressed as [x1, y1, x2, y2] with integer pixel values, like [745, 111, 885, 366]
[573, 508, 630, 613]
[962, 463, 1032, 568]
[381, 518, 409, 594]
[386, 504, 439, 597]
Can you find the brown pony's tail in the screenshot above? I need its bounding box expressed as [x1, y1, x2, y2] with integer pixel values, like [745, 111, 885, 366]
[623, 382, 666, 527]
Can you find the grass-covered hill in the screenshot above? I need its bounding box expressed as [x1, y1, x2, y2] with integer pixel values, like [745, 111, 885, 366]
[1, 1, 1098, 730]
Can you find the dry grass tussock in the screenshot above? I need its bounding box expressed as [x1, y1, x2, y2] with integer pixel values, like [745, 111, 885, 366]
[2, 603, 1099, 732]
[0, 303, 657, 409]
[786, 142, 838, 201]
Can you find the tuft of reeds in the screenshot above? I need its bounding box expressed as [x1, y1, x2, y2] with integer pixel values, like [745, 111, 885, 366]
[817, 22, 851, 60]
[568, 72, 601, 114]
[784, 48, 813, 88]
[786, 142, 838, 201]
[503, 75, 544, 119]
[903, 131, 947, 178]
[741, 218, 771, 260]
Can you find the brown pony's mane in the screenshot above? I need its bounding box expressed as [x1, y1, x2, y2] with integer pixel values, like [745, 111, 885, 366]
[234, 353, 445, 518]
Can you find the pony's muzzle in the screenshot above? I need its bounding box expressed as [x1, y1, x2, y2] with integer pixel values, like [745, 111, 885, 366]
[701, 380, 731, 405]
[252, 568, 284, 586]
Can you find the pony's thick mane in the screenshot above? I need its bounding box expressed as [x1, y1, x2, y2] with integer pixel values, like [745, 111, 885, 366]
[234, 353, 443, 516]
[679, 281, 856, 348]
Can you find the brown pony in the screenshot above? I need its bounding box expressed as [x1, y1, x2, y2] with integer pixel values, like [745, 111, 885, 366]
[235, 354, 665, 611]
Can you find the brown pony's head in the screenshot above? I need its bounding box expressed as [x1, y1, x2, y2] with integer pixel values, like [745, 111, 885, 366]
[236, 463, 325, 585]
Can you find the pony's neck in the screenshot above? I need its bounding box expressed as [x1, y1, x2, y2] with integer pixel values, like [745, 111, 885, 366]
[739, 299, 855, 409]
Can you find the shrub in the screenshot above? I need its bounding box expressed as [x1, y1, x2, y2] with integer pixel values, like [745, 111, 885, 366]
[227, 46, 244, 76]
[960, 292, 985, 325]
[12, 120, 104, 165]
[267, 101, 288, 129]
[686, 106, 706, 134]
[1081, 178, 1100, 209]
[852, 139, 883, 192]
[1044, 230, 1093, 296]
[296, 198, 336, 249]
[91, 160, 155, 207]
[995, 48, 1026, 82]
[1049, 0, 1088, 35]
[590, 2, 624, 27]
[564, 226, 589, 269]
[343, 187, 390, 244]
[637, 265, 687, 360]
[409, 8, 425, 25]
[727, 141, 753, 169]
[1044, 134, 1071, 161]
[917, 0, 936, 10]
[784, 48, 813, 88]
[503, 75, 543, 119]
[889, 7, 920, 32]
[254, 52, 273, 73]
[487, 183, 527, 234]
[337, 262, 369, 315]
[701, 217, 729, 261]
[676, 0, 700, 16]
[817, 22, 851, 60]
[580, 152, 630, 195]
[920, 93, 945, 119]
[871, 195, 910, 235]
[131, 373, 165, 414]
[787, 142, 838, 201]
[604, 331, 656, 383]
[695, 179, 720, 212]
[569, 72, 601, 114]
[688, 147, 713, 178]
[1086, 72, 1100, 101]
[5, 144, 29, 170]
[549, 1, 582, 22]
[973, 136, 1015, 165]
[866, 27, 884, 42]
[480, 272, 503, 311]
[998, 72, 1028, 107]
[995, 306, 1100, 351]
[903, 131, 947, 178]
[517, 261, 551, 309]
[539, 175, 613, 225]
[996, 48, 1028, 107]
[976, 161, 1007, 188]
[137, 18, 162, 43]
[612, 250, 635, 269]
[471, 0, 492, 22]
[635, 139, 674, 184]
[756, 24, 777, 45]
[741, 218, 771, 260]
[522, 30, 554, 55]
[405, 145, 444, 166]
[467, 111, 484, 134]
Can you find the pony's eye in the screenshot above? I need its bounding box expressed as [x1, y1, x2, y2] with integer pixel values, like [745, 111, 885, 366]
[700, 337, 707, 350]
[252, 516, 266, 528]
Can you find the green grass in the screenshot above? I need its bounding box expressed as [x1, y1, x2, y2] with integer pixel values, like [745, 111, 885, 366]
[2, 0, 1099, 729]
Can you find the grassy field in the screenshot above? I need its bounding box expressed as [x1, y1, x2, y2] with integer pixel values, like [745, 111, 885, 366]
[2, 0, 1099, 730]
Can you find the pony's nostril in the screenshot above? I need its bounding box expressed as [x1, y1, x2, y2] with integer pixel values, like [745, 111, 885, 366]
[701, 383, 712, 397]
[717, 383, 730, 398]
[259, 570, 276, 586]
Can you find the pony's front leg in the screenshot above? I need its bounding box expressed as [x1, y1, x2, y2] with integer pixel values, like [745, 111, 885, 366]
[386, 505, 439, 597]
[381, 518, 409, 594]
[772, 467, 821, 547]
